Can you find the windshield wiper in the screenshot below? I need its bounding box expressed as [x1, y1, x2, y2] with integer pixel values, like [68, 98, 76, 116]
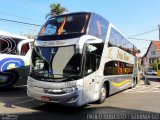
[50, 74, 76, 82]
[31, 71, 76, 81]
[52, 74, 72, 79]
[61, 31, 81, 35]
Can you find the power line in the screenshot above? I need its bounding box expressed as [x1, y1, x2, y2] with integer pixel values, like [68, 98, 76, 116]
[0, 17, 42, 27]
[0, 11, 41, 22]
[128, 38, 153, 41]
[128, 28, 158, 38]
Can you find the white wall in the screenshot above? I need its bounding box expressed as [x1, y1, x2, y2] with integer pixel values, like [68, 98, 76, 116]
[144, 43, 160, 69]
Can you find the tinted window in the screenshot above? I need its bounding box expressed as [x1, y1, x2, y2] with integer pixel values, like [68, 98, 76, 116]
[84, 43, 104, 76]
[104, 61, 133, 75]
[108, 28, 136, 54]
[39, 13, 90, 36]
[88, 13, 109, 41]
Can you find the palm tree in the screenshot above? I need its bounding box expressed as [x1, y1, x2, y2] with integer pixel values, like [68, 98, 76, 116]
[46, 3, 68, 18]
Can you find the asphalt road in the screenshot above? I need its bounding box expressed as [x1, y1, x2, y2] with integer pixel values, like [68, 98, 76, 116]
[0, 76, 160, 120]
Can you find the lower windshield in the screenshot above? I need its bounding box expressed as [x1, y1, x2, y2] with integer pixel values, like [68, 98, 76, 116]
[31, 45, 82, 80]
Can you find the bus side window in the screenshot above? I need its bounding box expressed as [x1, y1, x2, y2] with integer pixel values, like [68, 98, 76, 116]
[21, 43, 30, 55]
[104, 61, 133, 75]
[84, 43, 103, 76]
[104, 61, 118, 75]
[85, 53, 96, 75]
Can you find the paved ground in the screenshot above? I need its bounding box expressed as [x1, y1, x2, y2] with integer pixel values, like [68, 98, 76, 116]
[125, 76, 160, 93]
[0, 76, 160, 120]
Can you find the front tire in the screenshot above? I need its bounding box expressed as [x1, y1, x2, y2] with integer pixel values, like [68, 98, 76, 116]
[96, 84, 107, 104]
[0, 71, 18, 89]
[131, 78, 137, 88]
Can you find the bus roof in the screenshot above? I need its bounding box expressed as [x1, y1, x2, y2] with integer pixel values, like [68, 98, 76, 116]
[0, 30, 28, 40]
[110, 23, 139, 50]
[49, 11, 107, 20]
[48, 11, 105, 20]
[49, 11, 90, 17]
[47, 12, 139, 52]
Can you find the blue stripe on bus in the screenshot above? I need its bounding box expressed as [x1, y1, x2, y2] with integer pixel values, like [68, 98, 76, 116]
[0, 58, 25, 72]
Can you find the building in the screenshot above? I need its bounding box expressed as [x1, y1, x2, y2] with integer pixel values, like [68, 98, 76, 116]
[143, 40, 160, 69]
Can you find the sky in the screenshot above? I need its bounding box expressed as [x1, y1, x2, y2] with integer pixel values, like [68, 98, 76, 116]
[0, 0, 160, 55]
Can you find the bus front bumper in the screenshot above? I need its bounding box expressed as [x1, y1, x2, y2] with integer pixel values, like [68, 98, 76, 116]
[27, 81, 82, 107]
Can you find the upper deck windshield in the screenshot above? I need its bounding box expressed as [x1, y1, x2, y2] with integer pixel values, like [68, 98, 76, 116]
[39, 13, 90, 37]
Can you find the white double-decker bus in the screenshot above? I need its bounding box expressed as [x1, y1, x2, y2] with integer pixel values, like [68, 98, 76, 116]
[0, 31, 34, 89]
[27, 12, 140, 106]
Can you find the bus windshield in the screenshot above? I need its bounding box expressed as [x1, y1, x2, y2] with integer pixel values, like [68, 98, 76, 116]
[31, 46, 82, 80]
[39, 13, 90, 36]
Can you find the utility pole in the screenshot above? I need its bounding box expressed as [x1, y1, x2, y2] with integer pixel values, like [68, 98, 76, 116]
[158, 25, 160, 40]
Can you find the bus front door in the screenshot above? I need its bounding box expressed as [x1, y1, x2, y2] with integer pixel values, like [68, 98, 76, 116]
[83, 51, 97, 103]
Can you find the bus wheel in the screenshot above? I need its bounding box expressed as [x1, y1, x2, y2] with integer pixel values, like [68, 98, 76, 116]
[0, 71, 18, 89]
[96, 84, 107, 104]
[131, 78, 137, 88]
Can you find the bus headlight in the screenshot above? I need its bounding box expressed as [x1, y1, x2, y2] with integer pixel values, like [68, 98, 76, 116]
[62, 87, 78, 93]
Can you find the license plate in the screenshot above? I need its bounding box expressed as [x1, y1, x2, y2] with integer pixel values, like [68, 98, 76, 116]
[41, 96, 50, 102]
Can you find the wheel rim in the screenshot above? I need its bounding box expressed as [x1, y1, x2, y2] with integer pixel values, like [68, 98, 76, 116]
[0, 72, 15, 87]
[101, 85, 106, 101]
[132, 79, 137, 88]
[132, 81, 134, 87]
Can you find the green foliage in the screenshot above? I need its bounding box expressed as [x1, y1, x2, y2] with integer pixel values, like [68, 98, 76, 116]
[152, 62, 159, 70]
[46, 3, 68, 18]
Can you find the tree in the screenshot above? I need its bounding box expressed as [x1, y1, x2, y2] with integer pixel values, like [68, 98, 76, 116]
[20, 32, 37, 39]
[152, 62, 159, 70]
[46, 3, 68, 18]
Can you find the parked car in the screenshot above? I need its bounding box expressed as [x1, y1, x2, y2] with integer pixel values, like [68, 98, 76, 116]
[146, 70, 157, 75]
